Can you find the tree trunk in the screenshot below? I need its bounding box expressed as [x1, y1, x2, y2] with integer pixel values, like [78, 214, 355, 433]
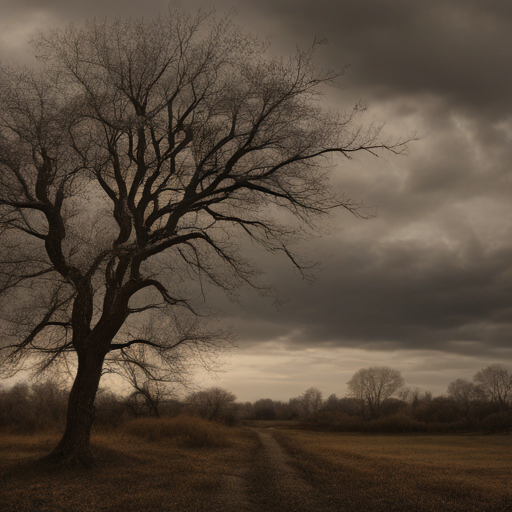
[40, 350, 105, 467]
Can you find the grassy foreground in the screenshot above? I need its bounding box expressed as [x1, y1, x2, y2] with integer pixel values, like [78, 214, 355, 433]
[2, 418, 512, 511]
[273, 429, 512, 511]
[0, 416, 258, 512]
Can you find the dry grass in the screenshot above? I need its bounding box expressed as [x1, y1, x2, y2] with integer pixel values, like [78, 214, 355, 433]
[243, 419, 302, 429]
[273, 429, 512, 511]
[0, 421, 258, 512]
[3, 422, 512, 511]
[121, 415, 232, 448]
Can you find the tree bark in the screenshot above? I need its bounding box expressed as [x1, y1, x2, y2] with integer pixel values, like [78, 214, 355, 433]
[40, 350, 105, 467]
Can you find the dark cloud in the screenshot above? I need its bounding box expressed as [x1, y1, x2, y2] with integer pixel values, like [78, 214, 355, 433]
[1, 0, 511, 394]
[226, 0, 512, 122]
[223, 229, 512, 358]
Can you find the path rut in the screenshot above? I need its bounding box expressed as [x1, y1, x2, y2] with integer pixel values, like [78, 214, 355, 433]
[219, 428, 330, 512]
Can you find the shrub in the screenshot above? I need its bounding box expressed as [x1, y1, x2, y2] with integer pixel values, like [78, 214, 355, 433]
[303, 412, 473, 433]
[94, 389, 130, 429]
[0, 380, 68, 433]
[122, 415, 232, 448]
[363, 414, 423, 433]
[479, 412, 512, 433]
[303, 412, 364, 431]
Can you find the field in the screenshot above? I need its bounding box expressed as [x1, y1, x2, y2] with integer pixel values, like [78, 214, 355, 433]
[273, 429, 512, 511]
[0, 418, 259, 512]
[1, 420, 512, 511]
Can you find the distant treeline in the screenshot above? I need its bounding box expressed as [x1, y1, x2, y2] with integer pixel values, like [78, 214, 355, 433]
[241, 363, 512, 433]
[1, 363, 511, 434]
[0, 382, 239, 432]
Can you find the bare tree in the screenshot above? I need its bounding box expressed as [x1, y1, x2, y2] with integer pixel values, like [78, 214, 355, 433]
[103, 314, 230, 417]
[473, 364, 512, 412]
[0, 10, 408, 465]
[253, 398, 277, 420]
[107, 345, 173, 418]
[447, 378, 482, 419]
[399, 386, 433, 408]
[347, 366, 405, 418]
[187, 386, 237, 422]
[297, 386, 323, 416]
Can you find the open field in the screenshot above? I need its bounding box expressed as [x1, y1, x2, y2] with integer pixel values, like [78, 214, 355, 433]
[1, 421, 512, 511]
[0, 420, 259, 512]
[273, 429, 512, 511]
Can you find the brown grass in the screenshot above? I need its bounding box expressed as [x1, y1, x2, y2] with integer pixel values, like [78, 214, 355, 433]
[273, 429, 512, 511]
[3, 423, 512, 511]
[121, 415, 232, 448]
[0, 421, 258, 512]
[243, 419, 302, 429]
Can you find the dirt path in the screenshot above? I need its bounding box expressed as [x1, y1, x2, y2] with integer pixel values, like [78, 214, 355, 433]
[218, 428, 331, 512]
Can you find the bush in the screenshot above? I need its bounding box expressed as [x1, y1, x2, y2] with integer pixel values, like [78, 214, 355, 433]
[303, 412, 473, 433]
[122, 415, 233, 448]
[363, 414, 423, 433]
[303, 412, 364, 431]
[0, 380, 67, 433]
[479, 412, 512, 433]
[94, 389, 130, 429]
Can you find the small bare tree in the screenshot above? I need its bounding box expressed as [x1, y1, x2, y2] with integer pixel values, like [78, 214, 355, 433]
[447, 378, 482, 419]
[347, 366, 405, 419]
[0, 10, 408, 465]
[297, 386, 323, 416]
[103, 313, 230, 417]
[187, 386, 237, 422]
[107, 346, 173, 418]
[473, 364, 512, 412]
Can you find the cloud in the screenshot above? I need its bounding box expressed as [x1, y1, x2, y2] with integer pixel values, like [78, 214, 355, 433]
[229, 0, 512, 122]
[1, 0, 511, 397]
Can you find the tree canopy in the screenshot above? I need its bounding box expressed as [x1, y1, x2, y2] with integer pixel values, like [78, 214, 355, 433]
[0, 10, 407, 465]
[347, 365, 405, 418]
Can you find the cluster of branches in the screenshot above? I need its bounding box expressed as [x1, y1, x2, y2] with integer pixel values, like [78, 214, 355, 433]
[0, 11, 405, 376]
[0, 9, 408, 464]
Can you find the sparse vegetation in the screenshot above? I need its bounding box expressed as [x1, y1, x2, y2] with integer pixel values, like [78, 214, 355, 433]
[0, 425, 258, 512]
[2, 422, 512, 511]
[122, 415, 233, 448]
[273, 429, 512, 511]
[0, 364, 511, 509]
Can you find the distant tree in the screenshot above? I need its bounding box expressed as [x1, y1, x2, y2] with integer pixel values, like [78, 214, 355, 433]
[338, 397, 365, 416]
[122, 379, 169, 418]
[347, 366, 405, 418]
[0, 382, 32, 430]
[297, 387, 324, 416]
[473, 364, 512, 412]
[93, 388, 127, 427]
[399, 386, 432, 409]
[380, 397, 407, 417]
[30, 379, 68, 428]
[447, 378, 482, 420]
[104, 343, 182, 418]
[422, 396, 459, 424]
[187, 387, 237, 422]
[253, 398, 277, 420]
[0, 379, 67, 431]
[0, 10, 408, 465]
[322, 393, 342, 413]
[235, 401, 254, 421]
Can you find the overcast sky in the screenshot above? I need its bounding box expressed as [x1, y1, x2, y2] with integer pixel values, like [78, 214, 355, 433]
[1, 0, 511, 401]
